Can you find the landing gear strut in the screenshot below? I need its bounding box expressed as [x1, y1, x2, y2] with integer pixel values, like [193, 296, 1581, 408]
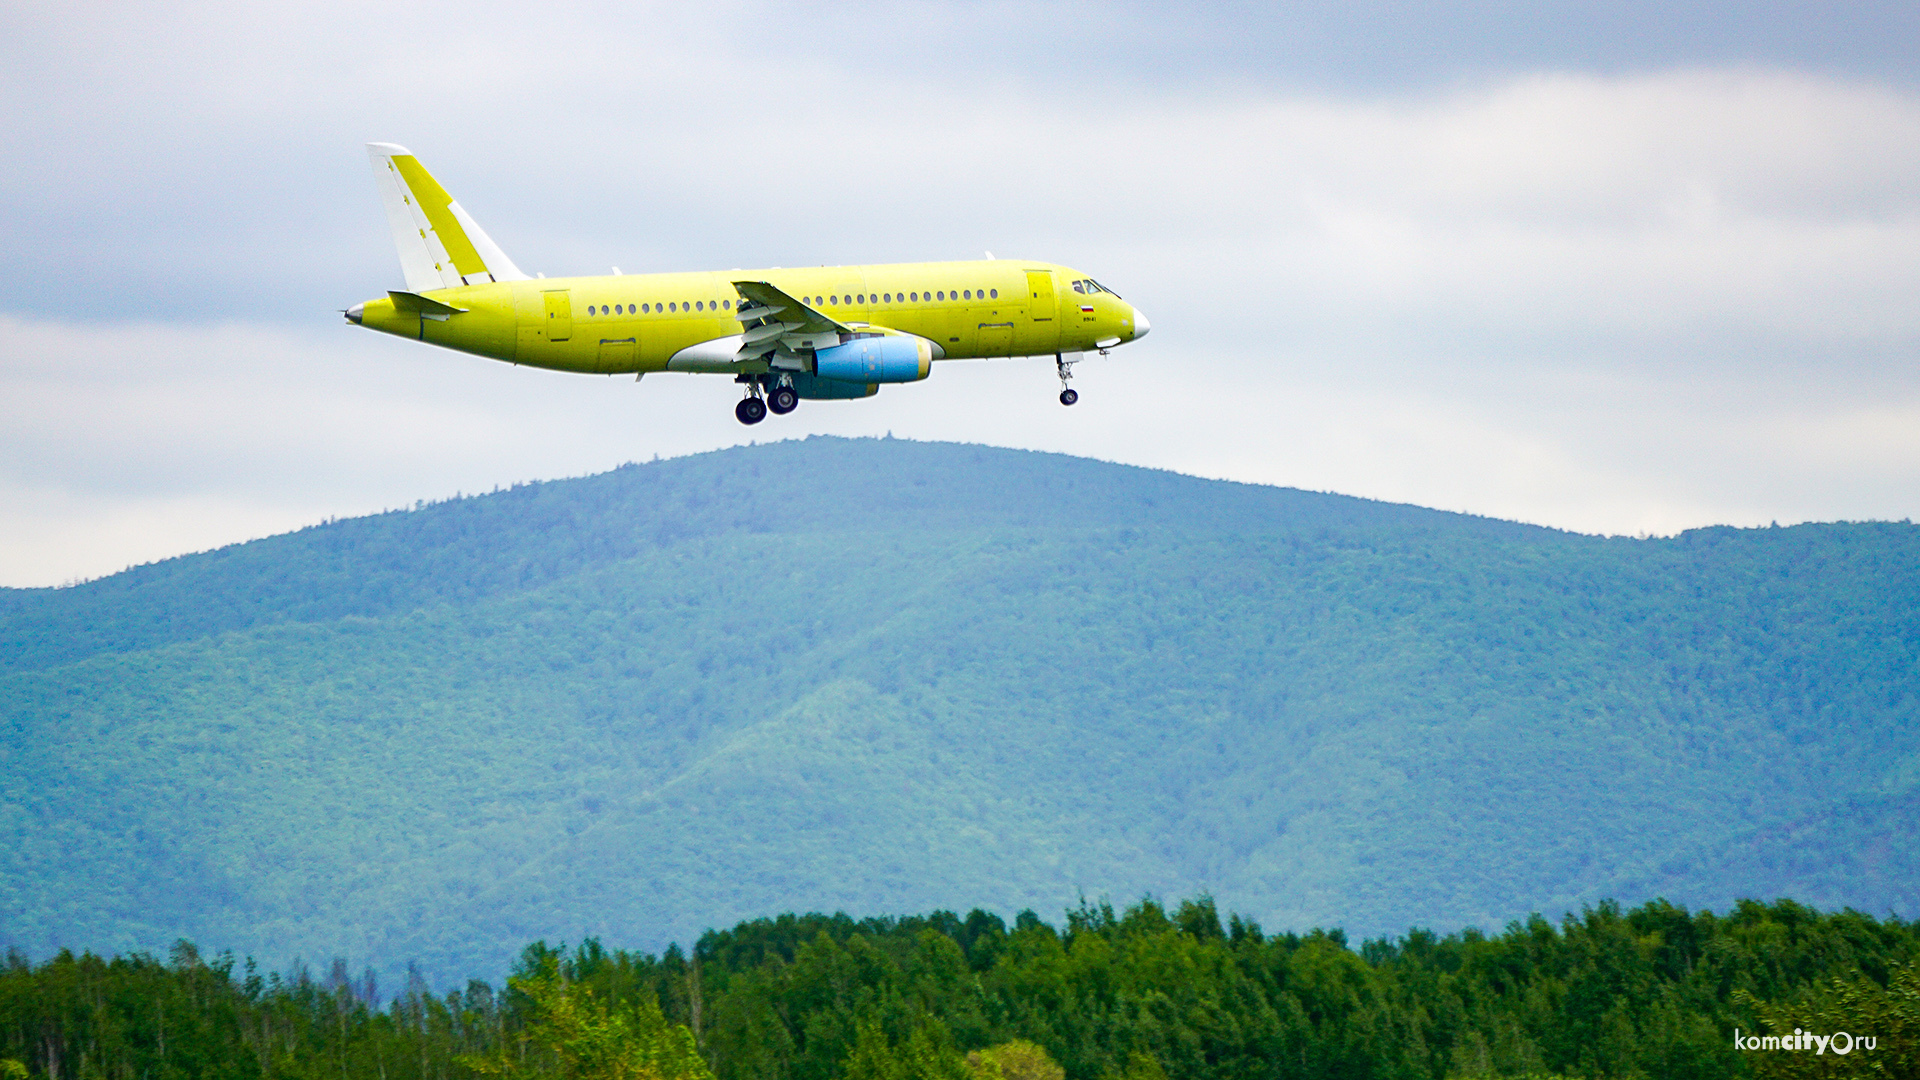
[1056, 353, 1079, 406]
[734, 375, 767, 425]
[735, 374, 794, 423]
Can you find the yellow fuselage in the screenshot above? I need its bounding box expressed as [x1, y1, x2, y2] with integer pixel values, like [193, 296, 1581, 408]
[353, 260, 1140, 375]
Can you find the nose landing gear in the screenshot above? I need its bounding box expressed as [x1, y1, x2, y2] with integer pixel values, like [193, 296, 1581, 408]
[1056, 352, 1079, 406]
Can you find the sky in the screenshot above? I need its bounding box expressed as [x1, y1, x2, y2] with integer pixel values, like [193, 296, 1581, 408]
[2, 1, 1917, 587]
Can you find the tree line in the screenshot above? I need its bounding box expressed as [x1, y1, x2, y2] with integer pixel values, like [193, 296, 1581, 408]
[3, 897, 1915, 1079]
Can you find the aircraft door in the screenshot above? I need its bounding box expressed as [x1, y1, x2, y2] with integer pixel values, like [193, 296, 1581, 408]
[1015, 270, 1059, 354]
[543, 290, 573, 341]
[1025, 270, 1055, 322]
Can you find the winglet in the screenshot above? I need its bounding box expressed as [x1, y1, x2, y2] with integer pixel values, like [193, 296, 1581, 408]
[366, 143, 529, 292]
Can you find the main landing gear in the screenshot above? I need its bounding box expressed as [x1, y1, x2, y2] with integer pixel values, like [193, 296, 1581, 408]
[735, 375, 798, 425]
[1056, 353, 1079, 406]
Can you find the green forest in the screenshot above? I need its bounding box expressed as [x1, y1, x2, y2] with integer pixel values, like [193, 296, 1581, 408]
[4, 438, 1918, 983]
[4, 898, 1916, 1080]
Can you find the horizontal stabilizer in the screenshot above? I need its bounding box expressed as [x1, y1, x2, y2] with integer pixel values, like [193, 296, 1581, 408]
[389, 290, 469, 317]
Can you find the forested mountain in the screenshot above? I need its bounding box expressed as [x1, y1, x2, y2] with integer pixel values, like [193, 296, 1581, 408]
[3, 437, 1917, 984]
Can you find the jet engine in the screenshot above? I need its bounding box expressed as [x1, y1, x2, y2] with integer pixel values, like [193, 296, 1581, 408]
[814, 335, 932, 383]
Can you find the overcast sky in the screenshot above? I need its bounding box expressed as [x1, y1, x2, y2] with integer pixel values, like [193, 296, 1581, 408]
[3, 1, 1917, 587]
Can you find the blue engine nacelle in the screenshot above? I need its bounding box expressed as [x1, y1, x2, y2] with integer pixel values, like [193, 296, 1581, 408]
[788, 373, 877, 399]
[814, 335, 932, 383]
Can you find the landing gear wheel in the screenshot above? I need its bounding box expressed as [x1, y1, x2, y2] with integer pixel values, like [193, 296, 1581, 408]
[735, 397, 767, 425]
[1054, 352, 1079, 407]
[768, 386, 798, 414]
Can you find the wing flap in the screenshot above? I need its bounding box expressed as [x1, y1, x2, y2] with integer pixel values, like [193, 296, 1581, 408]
[732, 280, 848, 364]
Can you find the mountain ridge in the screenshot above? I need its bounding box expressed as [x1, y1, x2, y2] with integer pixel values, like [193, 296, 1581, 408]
[0, 438, 1545, 675]
[3, 437, 1914, 984]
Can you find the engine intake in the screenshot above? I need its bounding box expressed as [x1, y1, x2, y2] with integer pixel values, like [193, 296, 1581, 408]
[814, 336, 931, 383]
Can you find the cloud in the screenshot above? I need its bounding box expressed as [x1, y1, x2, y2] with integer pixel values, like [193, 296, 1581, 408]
[1, 2, 1917, 585]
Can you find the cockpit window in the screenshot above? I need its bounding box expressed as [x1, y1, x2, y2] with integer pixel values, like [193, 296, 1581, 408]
[1089, 280, 1119, 297]
[1071, 280, 1086, 293]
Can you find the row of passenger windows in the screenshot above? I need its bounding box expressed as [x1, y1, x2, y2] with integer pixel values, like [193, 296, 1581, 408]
[581, 288, 999, 317]
[816, 288, 998, 306]
[585, 300, 732, 316]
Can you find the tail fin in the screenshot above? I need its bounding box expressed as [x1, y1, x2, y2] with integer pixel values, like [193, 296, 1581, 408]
[366, 143, 529, 292]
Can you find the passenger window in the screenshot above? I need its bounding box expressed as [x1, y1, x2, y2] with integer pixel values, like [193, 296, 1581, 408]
[642, 304, 650, 313]
[724, 300, 731, 309]
[829, 296, 837, 305]
[937, 291, 945, 300]
[990, 289, 998, 298]
[857, 295, 865, 304]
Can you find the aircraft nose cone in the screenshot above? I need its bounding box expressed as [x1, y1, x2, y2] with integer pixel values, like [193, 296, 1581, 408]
[1131, 306, 1150, 340]
[345, 303, 364, 325]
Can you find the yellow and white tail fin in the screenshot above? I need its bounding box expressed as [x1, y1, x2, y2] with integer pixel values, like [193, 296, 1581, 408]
[367, 143, 528, 292]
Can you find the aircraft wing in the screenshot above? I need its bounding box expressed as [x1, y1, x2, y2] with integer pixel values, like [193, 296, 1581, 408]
[732, 280, 849, 363]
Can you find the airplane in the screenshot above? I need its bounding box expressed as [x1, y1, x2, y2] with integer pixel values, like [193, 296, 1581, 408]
[345, 144, 1148, 424]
